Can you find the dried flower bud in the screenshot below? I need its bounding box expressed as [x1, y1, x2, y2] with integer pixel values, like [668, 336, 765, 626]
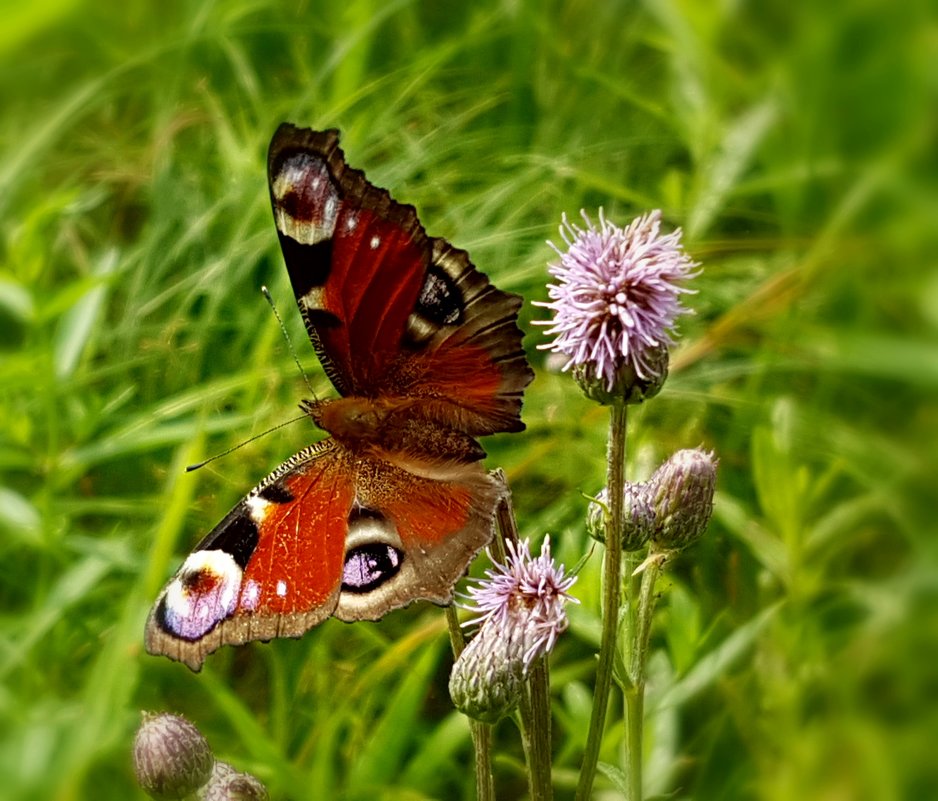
[449, 621, 524, 723]
[587, 483, 655, 550]
[198, 761, 269, 801]
[134, 712, 214, 800]
[648, 448, 717, 549]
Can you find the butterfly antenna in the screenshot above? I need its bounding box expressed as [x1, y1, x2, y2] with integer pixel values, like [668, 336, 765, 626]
[261, 285, 317, 399]
[185, 412, 309, 472]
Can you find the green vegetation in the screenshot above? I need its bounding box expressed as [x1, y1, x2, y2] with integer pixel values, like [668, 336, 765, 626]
[1, 0, 934, 798]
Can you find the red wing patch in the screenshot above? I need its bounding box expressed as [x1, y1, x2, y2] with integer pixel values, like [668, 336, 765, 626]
[145, 444, 354, 671]
[237, 454, 353, 616]
[267, 124, 533, 420]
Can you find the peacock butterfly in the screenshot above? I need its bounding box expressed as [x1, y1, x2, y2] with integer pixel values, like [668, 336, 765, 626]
[145, 124, 533, 670]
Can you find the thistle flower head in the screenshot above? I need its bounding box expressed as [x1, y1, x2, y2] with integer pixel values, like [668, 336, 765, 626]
[448, 620, 525, 722]
[536, 209, 698, 399]
[198, 761, 269, 801]
[463, 536, 578, 668]
[450, 537, 578, 722]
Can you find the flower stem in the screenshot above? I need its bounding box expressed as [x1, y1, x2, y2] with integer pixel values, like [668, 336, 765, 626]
[518, 657, 554, 801]
[494, 474, 554, 801]
[624, 682, 643, 801]
[623, 549, 664, 800]
[576, 402, 628, 801]
[446, 605, 495, 801]
[633, 551, 665, 681]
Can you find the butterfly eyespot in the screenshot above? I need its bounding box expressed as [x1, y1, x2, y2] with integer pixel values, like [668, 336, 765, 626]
[274, 155, 338, 229]
[341, 543, 404, 593]
[157, 551, 243, 641]
[181, 568, 221, 594]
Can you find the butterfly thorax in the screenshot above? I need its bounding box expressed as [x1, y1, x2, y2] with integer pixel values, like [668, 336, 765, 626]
[301, 396, 486, 465]
[304, 396, 398, 440]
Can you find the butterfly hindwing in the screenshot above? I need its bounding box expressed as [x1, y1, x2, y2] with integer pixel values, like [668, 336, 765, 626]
[144, 442, 499, 671]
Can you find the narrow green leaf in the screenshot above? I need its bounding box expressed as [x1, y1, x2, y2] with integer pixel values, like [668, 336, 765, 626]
[652, 603, 781, 711]
[346, 640, 442, 796]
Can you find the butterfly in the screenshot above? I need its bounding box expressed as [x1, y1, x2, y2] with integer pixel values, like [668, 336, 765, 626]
[145, 124, 533, 670]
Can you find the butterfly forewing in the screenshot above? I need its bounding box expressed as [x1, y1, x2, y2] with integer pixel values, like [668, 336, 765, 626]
[267, 123, 533, 426]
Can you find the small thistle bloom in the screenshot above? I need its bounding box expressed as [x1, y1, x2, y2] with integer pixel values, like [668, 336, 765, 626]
[648, 448, 718, 550]
[133, 712, 214, 800]
[463, 536, 578, 667]
[535, 209, 698, 401]
[449, 537, 578, 722]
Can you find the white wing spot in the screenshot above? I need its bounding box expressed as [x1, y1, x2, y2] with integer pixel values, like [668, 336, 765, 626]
[241, 579, 261, 611]
[246, 495, 270, 523]
[324, 196, 337, 225]
[276, 580, 288, 597]
[370, 235, 381, 249]
[345, 213, 358, 231]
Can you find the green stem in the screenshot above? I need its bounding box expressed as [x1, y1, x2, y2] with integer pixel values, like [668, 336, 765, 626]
[446, 605, 495, 801]
[633, 551, 665, 680]
[623, 683, 644, 801]
[494, 475, 553, 800]
[518, 657, 554, 801]
[623, 550, 664, 801]
[575, 402, 628, 801]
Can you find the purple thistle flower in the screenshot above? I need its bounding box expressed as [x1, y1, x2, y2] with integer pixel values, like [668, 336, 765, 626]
[463, 536, 578, 670]
[535, 209, 698, 393]
[450, 537, 578, 722]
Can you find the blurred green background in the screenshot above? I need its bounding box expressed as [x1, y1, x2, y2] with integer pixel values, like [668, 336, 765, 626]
[1, 0, 935, 799]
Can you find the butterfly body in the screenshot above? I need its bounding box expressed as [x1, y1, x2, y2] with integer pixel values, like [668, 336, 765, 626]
[145, 125, 532, 670]
[305, 395, 486, 466]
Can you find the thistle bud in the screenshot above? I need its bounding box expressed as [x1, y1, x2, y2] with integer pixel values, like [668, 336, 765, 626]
[648, 448, 717, 549]
[449, 621, 524, 723]
[133, 712, 214, 800]
[198, 761, 269, 801]
[587, 482, 655, 550]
